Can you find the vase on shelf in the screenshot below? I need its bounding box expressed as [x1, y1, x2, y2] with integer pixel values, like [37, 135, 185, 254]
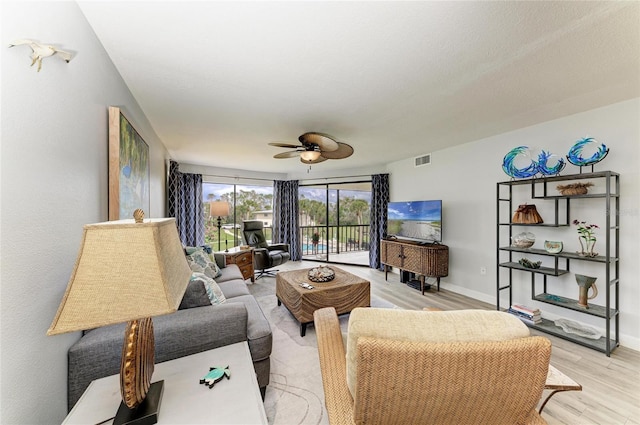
[575, 274, 598, 309]
[574, 220, 599, 257]
[577, 238, 598, 257]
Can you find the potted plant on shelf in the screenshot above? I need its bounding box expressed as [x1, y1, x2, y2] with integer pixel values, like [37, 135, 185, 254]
[573, 219, 599, 257]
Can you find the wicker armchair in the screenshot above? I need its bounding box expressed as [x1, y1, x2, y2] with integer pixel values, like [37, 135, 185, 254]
[313, 307, 551, 425]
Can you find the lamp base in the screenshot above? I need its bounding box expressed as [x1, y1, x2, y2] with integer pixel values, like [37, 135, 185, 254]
[114, 380, 164, 425]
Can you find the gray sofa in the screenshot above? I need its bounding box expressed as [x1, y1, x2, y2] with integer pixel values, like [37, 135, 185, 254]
[67, 254, 272, 411]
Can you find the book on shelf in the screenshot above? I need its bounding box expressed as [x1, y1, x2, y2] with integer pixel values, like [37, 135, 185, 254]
[508, 307, 541, 323]
[510, 304, 540, 315]
[514, 315, 541, 326]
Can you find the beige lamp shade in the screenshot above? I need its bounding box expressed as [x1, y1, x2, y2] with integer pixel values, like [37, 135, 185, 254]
[210, 201, 230, 217]
[47, 218, 191, 335]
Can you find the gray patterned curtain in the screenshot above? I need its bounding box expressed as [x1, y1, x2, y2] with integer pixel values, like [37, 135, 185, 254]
[369, 173, 390, 269]
[273, 180, 301, 261]
[167, 160, 205, 246]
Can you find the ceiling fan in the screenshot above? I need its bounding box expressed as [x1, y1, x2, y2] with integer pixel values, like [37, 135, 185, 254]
[269, 132, 354, 164]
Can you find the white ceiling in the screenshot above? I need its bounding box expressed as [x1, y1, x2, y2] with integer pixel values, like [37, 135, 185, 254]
[78, 1, 640, 175]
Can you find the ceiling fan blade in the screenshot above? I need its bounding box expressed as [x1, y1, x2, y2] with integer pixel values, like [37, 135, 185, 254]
[269, 142, 300, 148]
[299, 132, 339, 152]
[300, 155, 328, 165]
[274, 151, 302, 159]
[319, 142, 354, 159]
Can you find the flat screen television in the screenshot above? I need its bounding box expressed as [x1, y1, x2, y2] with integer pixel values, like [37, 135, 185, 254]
[387, 200, 442, 243]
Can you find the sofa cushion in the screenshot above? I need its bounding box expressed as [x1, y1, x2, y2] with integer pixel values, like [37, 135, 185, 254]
[345, 308, 530, 398]
[215, 264, 244, 283]
[186, 247, 222, 279]
[178, 278, 211, 310]
[218, 280, 251, 299]
[224, 295, 272, 362]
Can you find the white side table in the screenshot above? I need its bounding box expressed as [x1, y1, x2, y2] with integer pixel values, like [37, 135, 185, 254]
[63, 341, 267, 424]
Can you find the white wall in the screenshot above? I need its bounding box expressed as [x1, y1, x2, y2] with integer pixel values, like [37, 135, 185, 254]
[387, 98, 640, 350]
[1, 2, 169, 423]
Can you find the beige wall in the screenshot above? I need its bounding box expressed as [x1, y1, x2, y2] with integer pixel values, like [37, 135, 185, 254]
[1, 2, 170, 422]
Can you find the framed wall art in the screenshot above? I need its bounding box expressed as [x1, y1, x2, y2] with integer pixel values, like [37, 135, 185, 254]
[108, 106, 150, 220]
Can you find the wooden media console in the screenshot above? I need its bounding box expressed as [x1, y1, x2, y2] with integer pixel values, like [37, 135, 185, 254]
[380, 239, 449, 295]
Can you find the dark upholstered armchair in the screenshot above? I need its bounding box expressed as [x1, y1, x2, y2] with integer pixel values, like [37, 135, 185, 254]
[242, 220, 291, 279]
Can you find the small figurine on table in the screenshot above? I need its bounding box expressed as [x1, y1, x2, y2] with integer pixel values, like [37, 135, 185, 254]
[200, 366, 230, 388]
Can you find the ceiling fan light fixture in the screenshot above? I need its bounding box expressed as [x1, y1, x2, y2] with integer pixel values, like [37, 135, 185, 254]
[300, 150, 321, 161]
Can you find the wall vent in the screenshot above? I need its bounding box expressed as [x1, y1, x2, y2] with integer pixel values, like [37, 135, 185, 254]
[414, 154, 431, 167]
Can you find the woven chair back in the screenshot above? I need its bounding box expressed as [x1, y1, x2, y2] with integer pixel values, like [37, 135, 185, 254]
[353, 336, 551, 425]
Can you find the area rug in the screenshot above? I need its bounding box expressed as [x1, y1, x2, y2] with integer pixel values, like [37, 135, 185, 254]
[247, 274, 396, 425]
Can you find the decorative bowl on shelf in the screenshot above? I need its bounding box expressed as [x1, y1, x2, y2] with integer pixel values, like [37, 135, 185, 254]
[556, 182, 593, 196]
[308, 266, 335, 283]
[518, 258, 541, 269]
[511, 232, 536, 249]
[544, 240, 563, 254]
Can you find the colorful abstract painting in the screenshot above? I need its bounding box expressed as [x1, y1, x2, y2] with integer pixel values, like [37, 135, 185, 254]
[108, 107, 150, 220]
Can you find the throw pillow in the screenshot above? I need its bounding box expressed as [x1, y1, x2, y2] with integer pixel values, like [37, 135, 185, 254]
[184, 245, 213, 255]
[186, 247, 222, 279]
[178, 277, 212, 310]
[191, 272, 226, 305]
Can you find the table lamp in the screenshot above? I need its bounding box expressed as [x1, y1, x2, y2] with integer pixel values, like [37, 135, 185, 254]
[47, 210, 191, 425]
[209, 201, 230, 251]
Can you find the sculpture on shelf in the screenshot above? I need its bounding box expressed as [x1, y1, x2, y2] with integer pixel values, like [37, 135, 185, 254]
[501, 146, 538, 179]
[575, 274, 598, 309]
[537, 150, 566, 176]
[512, 204, 543, 224]
[554, 318, 601, 339]
[518, 258, 541, 269]
[501, 137, 609, 179]
[566, 137, 609, 168]
[501, 146, 566, 179]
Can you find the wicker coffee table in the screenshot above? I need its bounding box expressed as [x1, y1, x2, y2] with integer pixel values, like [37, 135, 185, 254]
[276, 267, 370, 336]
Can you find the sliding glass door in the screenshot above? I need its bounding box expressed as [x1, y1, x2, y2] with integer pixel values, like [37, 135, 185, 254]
[299, 181, 371, 266]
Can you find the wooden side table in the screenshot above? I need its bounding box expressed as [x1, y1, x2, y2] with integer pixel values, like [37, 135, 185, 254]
[224, 248, 255, 282]
[539, 364, 582, 413]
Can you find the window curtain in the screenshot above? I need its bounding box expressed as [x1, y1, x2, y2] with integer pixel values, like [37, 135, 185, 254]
[273, 180, 301, 261]
[369, 173, 390, 270]
[167, 160, 205, 246]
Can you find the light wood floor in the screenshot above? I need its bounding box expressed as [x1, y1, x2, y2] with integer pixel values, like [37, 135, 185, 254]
[283, 261, 640, 425]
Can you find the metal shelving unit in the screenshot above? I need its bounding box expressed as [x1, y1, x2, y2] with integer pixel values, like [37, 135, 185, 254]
[496, 170, 620, 356]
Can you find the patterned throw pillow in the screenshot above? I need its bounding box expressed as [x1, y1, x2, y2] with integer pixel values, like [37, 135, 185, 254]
[178, 278, 212, 310]
[191, 272, 226, 305]
[186, 247, 222, 279]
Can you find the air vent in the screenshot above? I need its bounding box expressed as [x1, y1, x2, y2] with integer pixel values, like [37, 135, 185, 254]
[414, 154, 431, 167]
